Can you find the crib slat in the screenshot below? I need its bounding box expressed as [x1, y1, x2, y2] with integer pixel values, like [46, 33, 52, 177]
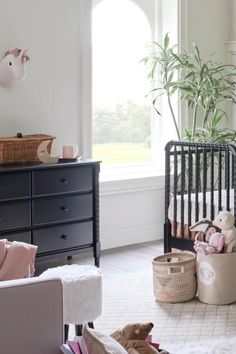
[195, 147, 200, 222]
[210, 148, 214, 220]
[232, 150, 235, 216]
[218, 149, 222, 212]
[188, 147, 192, 239]
[225, 150, 230, 211]
[234, 155, 236, 221]
[164, 143, 172, 253]
[173, 145, 178, 236]
[181, 146, 185, 238]
[231, 151, 235, 220]
[203, 147, 207, 218]
[232, 151, 235, 190]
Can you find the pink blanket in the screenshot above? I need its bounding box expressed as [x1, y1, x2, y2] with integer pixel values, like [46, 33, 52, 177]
[0, 239, 37, 281]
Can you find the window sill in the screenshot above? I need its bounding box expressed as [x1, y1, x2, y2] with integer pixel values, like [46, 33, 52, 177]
[99, 163, 165, 195]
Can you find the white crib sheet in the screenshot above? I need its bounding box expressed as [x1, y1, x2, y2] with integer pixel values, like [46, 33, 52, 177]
[168, 189, 234, 224]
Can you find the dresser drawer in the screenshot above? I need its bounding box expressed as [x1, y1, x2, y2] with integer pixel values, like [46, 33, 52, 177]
[33, 221, 93, 254]
[0, 201, 31, 231]
[0, 231, 31, 243]
[32, 166, 93, 196]
[33, 194, 93, 226]
[0, 172, 30, 201]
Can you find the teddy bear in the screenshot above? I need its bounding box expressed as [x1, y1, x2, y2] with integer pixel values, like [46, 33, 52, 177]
[110, 322, 169, 354]
[194, 231, 225, 255]
[213, 211, 236, 253]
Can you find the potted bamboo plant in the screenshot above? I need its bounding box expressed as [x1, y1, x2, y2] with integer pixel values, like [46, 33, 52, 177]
[142, 34, 236, 143]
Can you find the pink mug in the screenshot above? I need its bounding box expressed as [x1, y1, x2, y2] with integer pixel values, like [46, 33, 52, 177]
[62, 145, 79, 159]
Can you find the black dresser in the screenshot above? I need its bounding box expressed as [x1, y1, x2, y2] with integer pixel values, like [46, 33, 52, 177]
[0, 160, 101, 266]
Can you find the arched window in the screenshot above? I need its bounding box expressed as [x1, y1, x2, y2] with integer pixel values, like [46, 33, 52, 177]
[92, 0, 178, 172]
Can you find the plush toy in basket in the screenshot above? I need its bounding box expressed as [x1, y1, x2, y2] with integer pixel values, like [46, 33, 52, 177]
[191, 211, 236, 254]
[111, 322, 169, 354]
[194, 228, 225, 255]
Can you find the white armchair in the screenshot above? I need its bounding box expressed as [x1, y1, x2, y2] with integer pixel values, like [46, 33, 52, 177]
[0, 277, 64, 354]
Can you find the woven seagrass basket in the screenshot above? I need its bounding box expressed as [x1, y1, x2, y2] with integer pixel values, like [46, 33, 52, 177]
[0, 134, 55, 164]
[152, 251, 197, 303]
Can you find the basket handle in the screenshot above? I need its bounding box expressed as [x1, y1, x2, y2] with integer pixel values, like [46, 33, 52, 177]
[167, 266, 185, 274]
[167, 256, 180, 263]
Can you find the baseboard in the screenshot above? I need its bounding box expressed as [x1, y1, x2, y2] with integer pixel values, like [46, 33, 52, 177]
[101, 222, 163, 250]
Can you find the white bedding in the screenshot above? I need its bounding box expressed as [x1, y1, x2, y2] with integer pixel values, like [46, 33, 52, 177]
[168, 189, 234, 224]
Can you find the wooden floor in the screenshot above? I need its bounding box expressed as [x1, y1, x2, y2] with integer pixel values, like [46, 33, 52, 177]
[35, 240, 163, 276]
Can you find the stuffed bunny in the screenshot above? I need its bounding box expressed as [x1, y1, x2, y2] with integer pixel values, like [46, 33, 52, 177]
[194, 232, 225, 255]
[213, 211, 236, 253]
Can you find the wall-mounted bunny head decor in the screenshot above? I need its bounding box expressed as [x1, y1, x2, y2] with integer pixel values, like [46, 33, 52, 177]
[0, 48, 30, 88]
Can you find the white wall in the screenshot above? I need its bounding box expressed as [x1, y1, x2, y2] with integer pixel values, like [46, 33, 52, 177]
[179, 0, 230, 131]
[0, 0, 82, 155]
[100, 177, 165, 250]
[183, 0, 229, 62]
[227, 0, 236, 130]
[229, 0, 236, 41]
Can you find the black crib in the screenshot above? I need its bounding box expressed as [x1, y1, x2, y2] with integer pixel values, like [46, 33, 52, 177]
[164, 141, 236, 253]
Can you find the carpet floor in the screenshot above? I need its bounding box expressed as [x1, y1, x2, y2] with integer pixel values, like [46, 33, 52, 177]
[37, 242, 236, 353]
[94, 268, 236, 353]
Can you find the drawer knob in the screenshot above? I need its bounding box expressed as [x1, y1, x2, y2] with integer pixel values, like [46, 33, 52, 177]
[61, 206, 68, 212]
[61, 234, 68, 240]
[61, 178, 68, 184]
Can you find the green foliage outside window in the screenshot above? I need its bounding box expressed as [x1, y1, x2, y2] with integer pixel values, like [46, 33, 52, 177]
[93, 101, 151, 145]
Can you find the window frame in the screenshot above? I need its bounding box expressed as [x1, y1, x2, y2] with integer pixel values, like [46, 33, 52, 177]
[81, 0, 182, 180]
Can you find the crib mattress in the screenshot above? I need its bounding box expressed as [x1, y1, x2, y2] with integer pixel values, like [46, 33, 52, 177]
[168, 189, 234, 225]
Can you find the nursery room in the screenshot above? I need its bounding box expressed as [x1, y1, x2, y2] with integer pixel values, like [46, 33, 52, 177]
[1, 0, 236, 353]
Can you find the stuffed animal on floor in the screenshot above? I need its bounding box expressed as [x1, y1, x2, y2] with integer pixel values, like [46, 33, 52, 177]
[194, 231, 225, 255]
[212, 211, 236, 253]
[110, 322, 169, 354]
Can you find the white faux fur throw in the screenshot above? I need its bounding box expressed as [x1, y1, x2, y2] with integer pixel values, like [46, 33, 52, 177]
[165, 336, 236, 354]
[40, 264, 102, 324]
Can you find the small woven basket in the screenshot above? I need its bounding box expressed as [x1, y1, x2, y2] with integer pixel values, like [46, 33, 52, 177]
[152, 251, 197, 303]
[0, 134, 55, 165]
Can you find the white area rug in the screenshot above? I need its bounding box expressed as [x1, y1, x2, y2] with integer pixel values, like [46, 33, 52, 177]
[94, 269, 236, 353]
[166, 337, 236, 353]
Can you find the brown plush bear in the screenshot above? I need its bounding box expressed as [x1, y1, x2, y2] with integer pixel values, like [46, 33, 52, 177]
[110, 322, 169, 354]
